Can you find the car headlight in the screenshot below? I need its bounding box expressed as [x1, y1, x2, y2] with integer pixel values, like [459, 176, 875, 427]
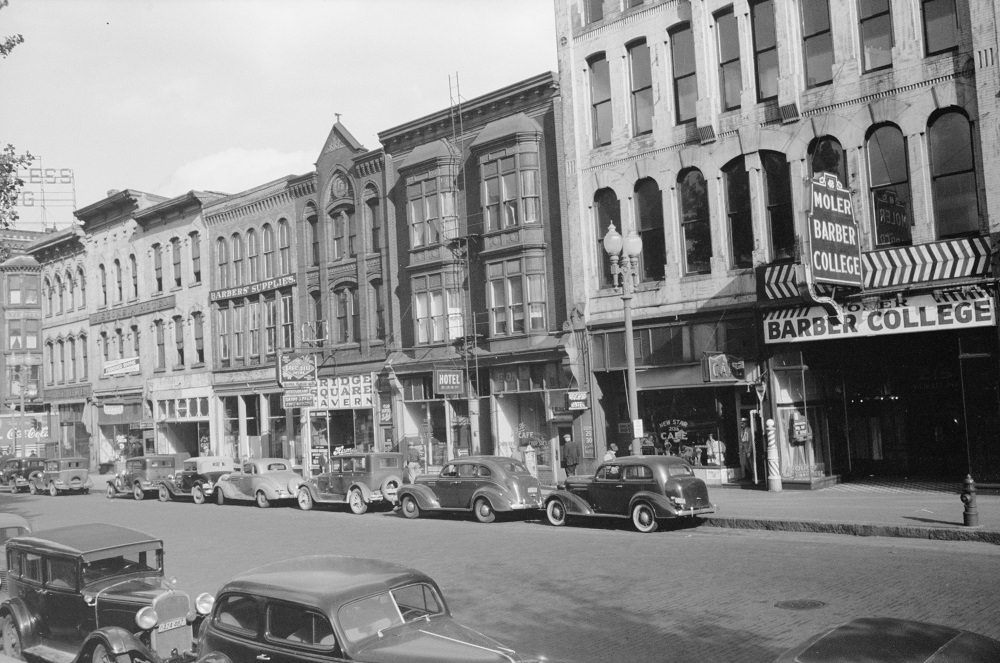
[195, 592, 215, 615]
[136, 606, 159, 630]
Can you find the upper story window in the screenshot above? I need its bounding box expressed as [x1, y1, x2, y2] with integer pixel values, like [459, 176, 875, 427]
[716, 8, 742, 111]
[634, 178, 665, 281]
[762, 152, 795, 262]
[55, 275, 64, 314]
[217, 308, 230, 362]
[669, 23, 697, 124]
[262, 224, 275, 279]
[246, 229, 259, 282]
[487, 256, 546, 337]
[810, 136, 848, 186]
[113, 259, 122, 302]
[679, 168, 712, 275]
[43, 278, 51, 315]
[585, 0, 603, 24]
[189, 232, 201, 283]
[152, 243, 163, 292]
[370, 280, 386, 341]
[867, 124, 912, 247]
[99, 264, 108, 306]
[77, 268, 86, 308]
[331, 207, 356, 260]
[306, 206, 320, 266]
[231, 234, 244, 286]
[8, 274, 38, 306]
[171, 237, 182, 288]
[280, 292, 295, 349]
[216, 237, 230, 289]
[412, 273, 463, 345]
[193, 312, 205, 364]
[802, 1, 833, 87]
[922, 0, 958, 55]
[129, 254, 138, 298]
[173, 315, 185, 367]
[154, 319, 165, 369]
[407, 177, 455, 249]
[594, 188, 621, 287]
[278, 219, 291, 274]
[751, 0, 778, 101]
[365, 188, 382, 254]
[723, 156, 753, 269]
[9, 318, 39, 350]
[333, 284, 360, 344]
[482, 153, 540, 232]
[628, 39, 653, 135]
[860, 0, 893, 72]
[929, 110, 979, 238]
[588, 53, 612, 146]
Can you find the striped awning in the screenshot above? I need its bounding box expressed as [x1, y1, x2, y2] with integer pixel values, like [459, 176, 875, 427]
[760, 237, 992, 300]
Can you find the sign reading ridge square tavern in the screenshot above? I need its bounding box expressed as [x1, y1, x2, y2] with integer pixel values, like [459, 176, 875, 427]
[807, 172, 862, 288]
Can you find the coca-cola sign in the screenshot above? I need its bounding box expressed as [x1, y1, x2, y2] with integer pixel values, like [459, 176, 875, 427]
[0, 414, 55, 443]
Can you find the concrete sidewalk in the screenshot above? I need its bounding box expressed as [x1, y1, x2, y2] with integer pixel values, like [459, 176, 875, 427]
[703, 482, 1000, 544]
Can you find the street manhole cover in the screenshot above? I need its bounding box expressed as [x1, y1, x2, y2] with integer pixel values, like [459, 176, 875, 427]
[775, 599, 826, 610]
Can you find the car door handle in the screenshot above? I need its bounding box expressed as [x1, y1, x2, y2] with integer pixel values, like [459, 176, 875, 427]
[256, 654, 271, 661]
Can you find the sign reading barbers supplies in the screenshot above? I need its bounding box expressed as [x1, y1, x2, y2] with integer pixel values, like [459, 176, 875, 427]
[764, 293, 995, 344]
[807, 172, 862, 288]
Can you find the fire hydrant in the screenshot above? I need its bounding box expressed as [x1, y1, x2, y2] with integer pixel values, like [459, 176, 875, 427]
[960, 474, 979, 527]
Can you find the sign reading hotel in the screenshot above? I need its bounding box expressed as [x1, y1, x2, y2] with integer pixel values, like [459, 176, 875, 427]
[314, 374, 374, 410]
[764, 294, 995, 343]
[433, 369, 464, 394]
[807, 173, 862, 288]
[210, 274, 296, 302]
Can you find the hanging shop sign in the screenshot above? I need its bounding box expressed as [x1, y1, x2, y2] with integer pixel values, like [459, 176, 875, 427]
[763, 293, 995, 343]
[103, 356, 141, 377]
[433, 369, 464, 395]
[565, 391, 589, 410]
[701, 353, 745, 382]
[806, 172, 862, 288]
[209, 274, 296, 302]
[276, 352, 317, 388]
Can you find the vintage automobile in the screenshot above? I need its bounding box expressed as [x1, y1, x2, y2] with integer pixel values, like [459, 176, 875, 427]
[0, 513, 30, 594]
[194, 554, 543, 663]
[297, 451, 405, 514]
[157, 456, 235, 504]
[26, 456, 92, 496]
[544, 455, 716, 533]
[776, 617, 1000, 662]
[0, 523, 214, 663]
[214, 458, 301, 508]
[395, 455, 544, 523]
[106, 454, 180, 501]
[1, 456, 45, 493]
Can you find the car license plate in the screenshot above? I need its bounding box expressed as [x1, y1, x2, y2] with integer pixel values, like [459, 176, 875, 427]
[527, 486, 538, 494]
[157, 617, 187, 633]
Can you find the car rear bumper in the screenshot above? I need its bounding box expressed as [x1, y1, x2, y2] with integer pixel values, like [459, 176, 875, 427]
[675, 503, 717, 517]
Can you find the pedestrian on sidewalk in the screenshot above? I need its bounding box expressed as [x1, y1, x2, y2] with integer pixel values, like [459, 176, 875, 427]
[561, 433, 580, 479]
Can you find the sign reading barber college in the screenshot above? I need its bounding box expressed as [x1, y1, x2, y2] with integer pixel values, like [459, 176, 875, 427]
[808, 173, 862, 288]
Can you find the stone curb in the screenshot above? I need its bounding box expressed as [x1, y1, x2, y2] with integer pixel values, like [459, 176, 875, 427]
[703, 516, 1000, 545]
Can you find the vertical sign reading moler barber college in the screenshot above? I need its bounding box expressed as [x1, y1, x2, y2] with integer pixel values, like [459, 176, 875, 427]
[808, 172, 862, 288]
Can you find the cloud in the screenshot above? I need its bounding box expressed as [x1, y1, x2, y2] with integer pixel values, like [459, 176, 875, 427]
[161, 147, 315, 198]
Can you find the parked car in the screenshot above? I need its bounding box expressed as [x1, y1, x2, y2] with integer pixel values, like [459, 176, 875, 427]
[26, 456, 92, 496]
[776, 617, 1000, 662]
[297, 451, 405, 513]
[1, 456, 45, 493]
[106, 454, 180, 501]
[395, 455, 544, 523]
[0, 513, 30, 594]
[214, 458, 301, 508]
[0, 523, 214, 663]
[195, 554, 544, 663]
[157, 455, 235, 504]
[544, 455, 716, 533]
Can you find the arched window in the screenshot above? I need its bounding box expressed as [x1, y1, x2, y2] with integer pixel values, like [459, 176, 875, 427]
[310, 291, 324, 342]
[43, 278, 52, 316]
[171, 237, 182, 288]
[216, 237, 230, 289]
[370, 280, 385, 341]
[79, 333, 88, 379]
[365, 188, 381, 254]
[262, 224, 275, 279]
[278, 219, 291, 274]
[152, 243, 163, 292]
[330, 208, 356, 260]
[929, 110, 979, 238]
[333, 284, 359, 344]
[679, 168, 712, 275]
[99, 264, 108, 307]
[761, 151, 795, 261]
[634, 178, 665, 281]
[723, 156, 753, 268]
[55, 275, 64, 314]
[246, 229, 259, 282]
[77, 268, 86, 308]
[113, 259, 123, 302]
[68, 337, 77, 381]
[231, 233, 244, 286]
[594, 188, 621, 287]
[129, 254, 138, 299]
[189, 231, 202, 283]
[809, 136, 848, 186]
[867, 124, 912, 247]
[46, 341, 55, 385]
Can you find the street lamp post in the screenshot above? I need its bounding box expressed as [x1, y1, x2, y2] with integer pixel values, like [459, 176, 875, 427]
[603, 223, 644, 456]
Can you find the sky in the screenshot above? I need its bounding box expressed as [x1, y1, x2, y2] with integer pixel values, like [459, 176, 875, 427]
[1, 0, 558, 230]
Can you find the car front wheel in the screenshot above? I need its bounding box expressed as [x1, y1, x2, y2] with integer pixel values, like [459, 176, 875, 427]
[216, 488, 226, 505]
[632, 502, 659, 533]
[297, 487, 314, 511]
[546, 499, 567, 526]
[473, 497, 496, 523]
[133, 484, 145, 501]
[348, 488, 368, 515]
[400, 495, 420, 519]
[29, 482, 37, 495]
[255, 491, 270, 508]
[49, 483, 59, 497]
[90, 643, 113, 663]
[7, 479, 16, 494]
[158, 485, 170, 502]
[2, 614, 23, 659]
[105, 483, 115, 499]
[192, 485, 206, 505]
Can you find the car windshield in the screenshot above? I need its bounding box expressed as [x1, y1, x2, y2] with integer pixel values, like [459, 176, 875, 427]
[491, 459, 531, 476]
[149, 458, 174, 468]
[183, 460, 198, 472]
[338, 583, 444, 646]
[81, 546, 163, 584]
